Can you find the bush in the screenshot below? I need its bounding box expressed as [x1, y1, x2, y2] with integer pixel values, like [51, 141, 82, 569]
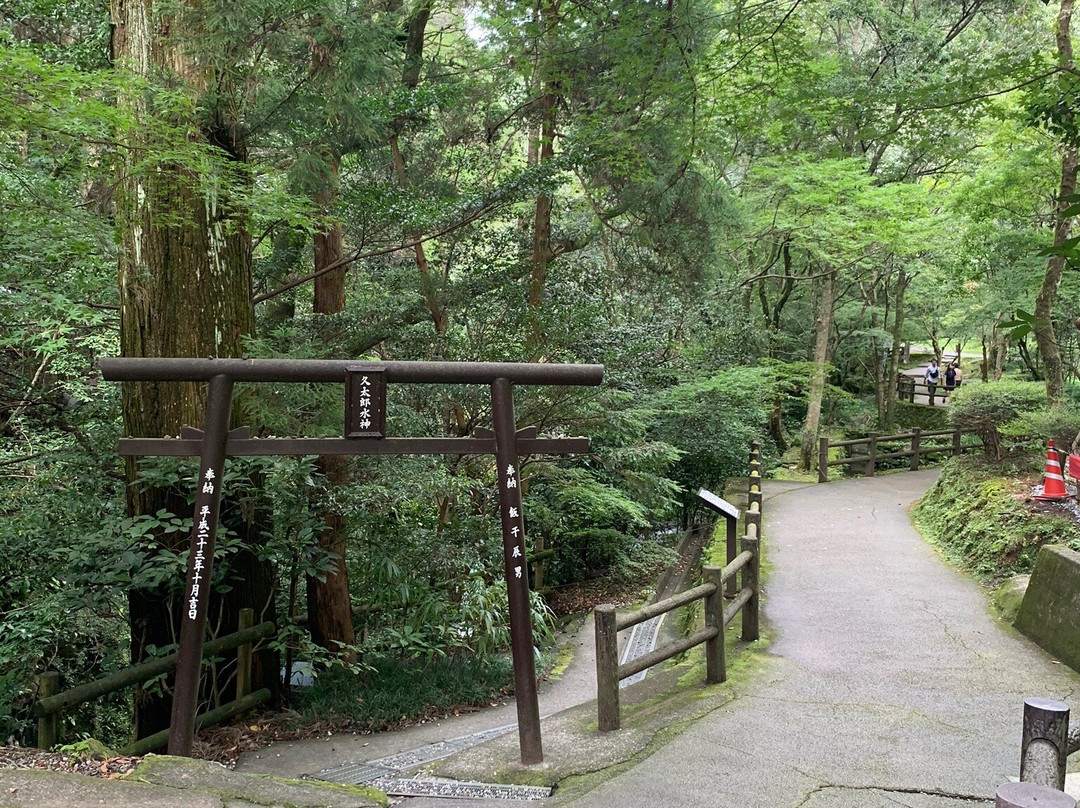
[947, 380, 1047, 460]
[912, 456, 1077, 583]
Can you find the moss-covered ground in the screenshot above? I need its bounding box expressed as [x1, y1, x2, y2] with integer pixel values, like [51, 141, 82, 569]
[912, 455, 1080, 585]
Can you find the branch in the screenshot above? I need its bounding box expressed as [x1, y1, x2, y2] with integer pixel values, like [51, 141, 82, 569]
[254, 195, 509, 304]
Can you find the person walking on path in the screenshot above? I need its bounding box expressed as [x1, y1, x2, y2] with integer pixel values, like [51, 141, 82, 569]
[925, 357, 941, 404]
[944, 362, 957, 396]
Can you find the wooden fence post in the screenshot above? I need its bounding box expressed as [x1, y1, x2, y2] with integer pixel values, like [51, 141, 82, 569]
[595, 605, 620, 731]
[37, 671, 60, 750]
[724, 515, 738, 599]
[866, 433, 878, 477]
[952, 429, 962, 456]
[741, 529, 760, 642]
[703, 566, 724, 684]
[818, 437, 829, 483]
[910, 428, 921, 471]
[235, 607, 254, 700]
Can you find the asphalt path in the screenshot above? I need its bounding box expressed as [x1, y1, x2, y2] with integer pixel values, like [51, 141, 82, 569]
[559, 471, 1080, 808]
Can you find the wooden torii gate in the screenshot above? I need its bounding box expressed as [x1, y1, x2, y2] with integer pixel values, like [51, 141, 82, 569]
[100, 358, 604, 765]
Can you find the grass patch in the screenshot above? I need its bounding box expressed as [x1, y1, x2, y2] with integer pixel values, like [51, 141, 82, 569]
[292, 653, 515, 730]
[912, 454, 1079, 584]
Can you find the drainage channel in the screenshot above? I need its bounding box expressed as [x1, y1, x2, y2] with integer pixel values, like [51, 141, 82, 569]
[314, 724, 555, 800]
[315, 524, 708, 801]
[620, 614, 664, 687]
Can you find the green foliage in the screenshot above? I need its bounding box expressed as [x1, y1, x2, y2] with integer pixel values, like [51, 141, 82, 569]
[293, 654, 515, 730]
[947, 380, 1048, 460]
[913, 456, 1078, 584]
[894, 402, 951, 432]
[649, 367, 774, 516]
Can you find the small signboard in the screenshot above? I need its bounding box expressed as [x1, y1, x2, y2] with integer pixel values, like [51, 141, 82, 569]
[345, 365, 386, 438]
[697, 488, 740, 520]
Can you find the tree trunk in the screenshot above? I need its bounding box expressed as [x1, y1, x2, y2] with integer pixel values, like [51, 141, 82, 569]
[528, 0, 560, 325]
[800, 270, 836, 472]
[883, 268, 909, 431]
[113, 0, 277, 739]
[389, 1, 446, 335]
[1035, 0, 1076, 405]
[307, 155, 357, 664]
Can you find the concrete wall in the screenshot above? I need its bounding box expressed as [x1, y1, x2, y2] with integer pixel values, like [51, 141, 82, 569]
[1015, 545, 1080, 672]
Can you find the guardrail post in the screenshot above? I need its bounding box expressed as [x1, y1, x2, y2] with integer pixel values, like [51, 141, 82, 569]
[36, 671, 60, 750]
[742, 499, 761, 642]
[866, 433, 878, 477]
[818, 437, 829, 483]
[595, 605, 620, 732]
[236, 607, 254, 699]
[703, 566, 724, 684]
[724, 513, 738, 598]
[1020, 697, 1069, 791]
[910, 428, 921, 471]
[952, 429, 962, 456]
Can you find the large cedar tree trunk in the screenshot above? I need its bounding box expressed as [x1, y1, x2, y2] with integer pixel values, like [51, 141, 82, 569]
[306, 156, 357, 662]
[112, 0, 276, 739]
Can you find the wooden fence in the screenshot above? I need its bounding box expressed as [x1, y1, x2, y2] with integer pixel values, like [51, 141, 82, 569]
[34, 608, 274, 754]
[818, 428, 979, 483]
[896, 374, 959, 406]
[594, 444, 762, 732]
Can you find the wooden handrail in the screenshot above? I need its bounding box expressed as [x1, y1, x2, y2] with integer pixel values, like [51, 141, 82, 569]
[819, 429, 982, 482]
[595, 443, 763, 732]
[35, 610, 272, 750]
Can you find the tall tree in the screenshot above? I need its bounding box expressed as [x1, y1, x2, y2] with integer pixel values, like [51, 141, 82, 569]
[111, 0, 273, 737]
[1034, 0, 1077, 404]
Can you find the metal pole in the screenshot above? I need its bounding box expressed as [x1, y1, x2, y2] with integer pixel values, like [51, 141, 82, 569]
[491, 378, 543, 764]
[168, 374, 234, 756]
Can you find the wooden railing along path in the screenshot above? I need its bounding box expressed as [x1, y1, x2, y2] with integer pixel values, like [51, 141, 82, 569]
[594, 444, 763, 732]
[896, 374, 958, 406]
[818, 428, 981, 483]
[34, 608, 273, 754]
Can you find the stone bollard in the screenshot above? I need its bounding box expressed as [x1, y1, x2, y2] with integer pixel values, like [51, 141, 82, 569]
[996, 781, 1075, 807]
[1021, 698, 1070, 792]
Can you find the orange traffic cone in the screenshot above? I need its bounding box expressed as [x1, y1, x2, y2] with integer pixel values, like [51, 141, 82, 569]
[1035, 439, 1070, 501]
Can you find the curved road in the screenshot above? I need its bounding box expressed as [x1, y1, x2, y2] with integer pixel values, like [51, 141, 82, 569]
[561, 472, 1080, 808]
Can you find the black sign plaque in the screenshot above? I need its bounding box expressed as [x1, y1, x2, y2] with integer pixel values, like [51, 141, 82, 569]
[345, 365, 386, 438]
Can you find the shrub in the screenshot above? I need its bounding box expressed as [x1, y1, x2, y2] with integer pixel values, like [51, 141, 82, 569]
[913, 456, 1078, 583]
[947, 380, 1047, 461]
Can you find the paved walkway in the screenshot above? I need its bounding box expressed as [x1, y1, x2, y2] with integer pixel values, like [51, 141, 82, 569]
[558, 472, 1080, 807]
[13, 471, 1071, 807]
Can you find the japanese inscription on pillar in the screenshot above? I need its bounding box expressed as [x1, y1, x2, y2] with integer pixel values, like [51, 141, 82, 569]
[500, 463, 527, 585]
[186, 465, 222, 621]
[345, 366, 386, 438]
